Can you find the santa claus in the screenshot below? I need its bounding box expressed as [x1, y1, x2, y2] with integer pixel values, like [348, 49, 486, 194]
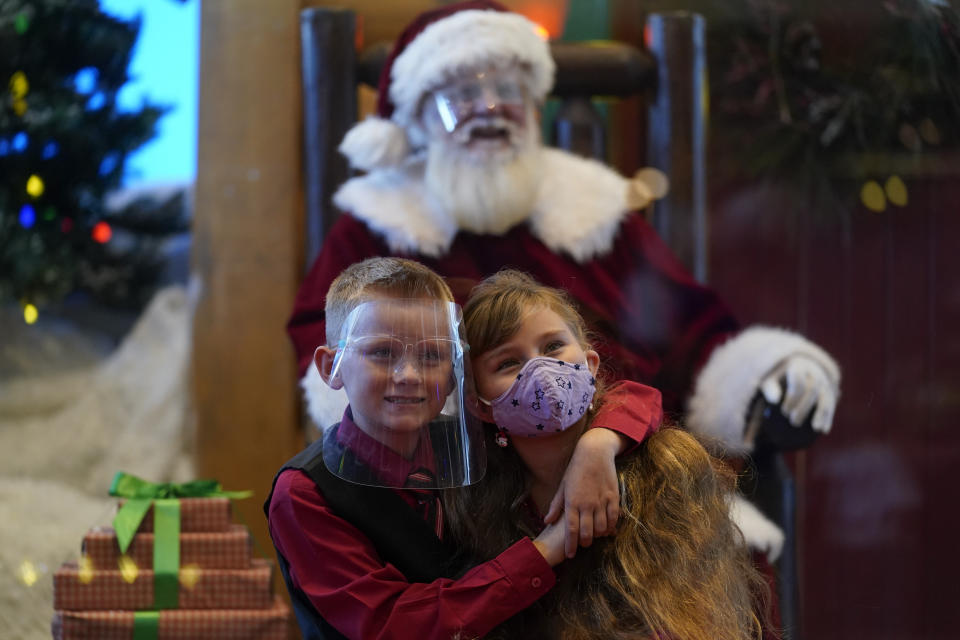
[288, 0, 840, 559]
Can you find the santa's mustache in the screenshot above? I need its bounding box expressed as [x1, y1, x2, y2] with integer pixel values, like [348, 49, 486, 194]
[450, 116, 523, 145]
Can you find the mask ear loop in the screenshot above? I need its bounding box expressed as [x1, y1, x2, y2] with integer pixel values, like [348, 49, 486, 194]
[475, 395, 509, 448]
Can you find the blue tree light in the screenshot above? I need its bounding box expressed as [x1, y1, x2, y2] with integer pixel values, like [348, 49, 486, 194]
[19, 204, 36, 229]
[0, 139, 9, 156]
[74, 67, 98, 94]
[12, 132, 28, 152]
[99, 153, 119, 176]
[42, 141, 59, 159]
[87, 92, 106, 110]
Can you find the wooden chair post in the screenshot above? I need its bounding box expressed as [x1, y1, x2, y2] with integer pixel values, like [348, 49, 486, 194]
[646, 12, 708, 284]
[300, 8, 357, 266]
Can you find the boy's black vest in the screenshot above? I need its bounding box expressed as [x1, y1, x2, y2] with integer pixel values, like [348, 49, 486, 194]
[263, 424, 463, 640]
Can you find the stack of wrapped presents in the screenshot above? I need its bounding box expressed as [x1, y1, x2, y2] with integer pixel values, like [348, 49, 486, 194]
[51, 473, 290, 639]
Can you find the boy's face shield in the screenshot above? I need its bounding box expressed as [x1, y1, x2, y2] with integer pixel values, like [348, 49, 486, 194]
[323, 299, 486, 489]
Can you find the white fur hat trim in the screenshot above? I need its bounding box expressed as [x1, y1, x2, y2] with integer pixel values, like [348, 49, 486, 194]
[388, 10, 555, 132]
[339, 117, 411, 171]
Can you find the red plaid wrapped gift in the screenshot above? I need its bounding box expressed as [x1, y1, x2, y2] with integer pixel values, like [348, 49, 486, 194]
[125, 497, 232, 533]
[51, 594, 291, 640]
[54, 557, 274, 611]
[82, 524, 251, 570]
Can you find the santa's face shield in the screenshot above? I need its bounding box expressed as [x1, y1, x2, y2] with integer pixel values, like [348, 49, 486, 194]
[424, 68, 533, 150]
[324, 299, 486, 488]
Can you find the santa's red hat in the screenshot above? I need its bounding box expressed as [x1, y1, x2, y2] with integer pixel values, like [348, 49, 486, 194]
[339, 0, 555, 171]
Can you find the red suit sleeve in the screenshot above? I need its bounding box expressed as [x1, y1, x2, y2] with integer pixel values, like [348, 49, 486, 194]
[577, 212, 741, 415]
[268, 470, 556, 640]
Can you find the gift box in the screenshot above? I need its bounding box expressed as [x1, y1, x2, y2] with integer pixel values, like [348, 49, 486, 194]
[51, 594, 291, 640]
[124, 497, 233, 534]
[82, 524, 251, 570]
[54, 558, 274, 611]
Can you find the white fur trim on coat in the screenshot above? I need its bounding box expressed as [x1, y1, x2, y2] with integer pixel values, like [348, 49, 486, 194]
[529, 149, 632, 262]
[332, 147, 633, 262]
[301, 364, 349, 434]
[730, 494, 785, 561]
[333, 162, 460, 257]
[686, 326, 841, 455]
[339, 117, 411, 172]
[389, 10, 555, 131]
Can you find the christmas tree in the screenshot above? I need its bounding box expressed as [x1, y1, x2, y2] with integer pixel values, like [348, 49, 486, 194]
[0, 0, 185, 319]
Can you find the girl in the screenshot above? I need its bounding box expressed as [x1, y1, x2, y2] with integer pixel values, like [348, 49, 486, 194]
[448, 269, 770, 639]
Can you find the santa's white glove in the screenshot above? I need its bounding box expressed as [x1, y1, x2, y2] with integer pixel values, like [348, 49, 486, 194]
[759, 354, 838, 434]
[730, 494, 784, 562]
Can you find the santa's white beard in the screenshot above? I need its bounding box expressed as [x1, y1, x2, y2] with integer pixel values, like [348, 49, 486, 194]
[424, 122, 543, 235]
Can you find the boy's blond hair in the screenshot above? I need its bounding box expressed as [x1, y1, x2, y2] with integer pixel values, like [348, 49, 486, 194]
[325, 257, 454, 345]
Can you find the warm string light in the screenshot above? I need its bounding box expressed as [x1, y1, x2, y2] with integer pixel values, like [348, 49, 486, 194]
[17, 560, 39, 586]
[860, 175, 908, 212]
[77, 555, 95, 585]
[118, 555, 139, 584]
[180, 563, 202, 590]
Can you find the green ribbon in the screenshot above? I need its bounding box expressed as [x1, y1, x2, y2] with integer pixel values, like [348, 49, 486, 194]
[108, 471, 253, 610]
[133, 611, 159, 640]
[152, 499, 180, 609]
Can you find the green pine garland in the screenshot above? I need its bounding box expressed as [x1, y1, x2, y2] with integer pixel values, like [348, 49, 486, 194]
[710, 0, 960, 198]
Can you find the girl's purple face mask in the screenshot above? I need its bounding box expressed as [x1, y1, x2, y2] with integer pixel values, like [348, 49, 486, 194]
[479, 356, 596, 437]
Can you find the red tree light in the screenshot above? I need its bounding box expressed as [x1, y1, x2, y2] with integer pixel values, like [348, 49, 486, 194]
[91, 221, 112, 243]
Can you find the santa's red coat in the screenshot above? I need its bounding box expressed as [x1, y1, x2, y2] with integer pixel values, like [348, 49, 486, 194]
[288, 210, 739, 419]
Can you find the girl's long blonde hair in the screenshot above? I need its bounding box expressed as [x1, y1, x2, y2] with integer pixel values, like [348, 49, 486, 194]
[447, 269, 770, 640]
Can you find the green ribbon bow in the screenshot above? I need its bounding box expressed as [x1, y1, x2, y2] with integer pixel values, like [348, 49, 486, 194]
[108, 471, 252, 611]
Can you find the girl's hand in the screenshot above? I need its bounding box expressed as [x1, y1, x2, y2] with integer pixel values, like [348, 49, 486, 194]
[532, 517, 567, 567]
[544, 427, 624, 558]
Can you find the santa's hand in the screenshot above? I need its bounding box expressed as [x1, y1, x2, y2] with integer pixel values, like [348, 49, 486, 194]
[730, 494, 784, 562]
[760, 355, 838, 433]
[544, 428, 621, 558]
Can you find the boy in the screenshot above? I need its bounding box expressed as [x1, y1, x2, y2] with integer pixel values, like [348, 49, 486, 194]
[265, 257, 660, 640]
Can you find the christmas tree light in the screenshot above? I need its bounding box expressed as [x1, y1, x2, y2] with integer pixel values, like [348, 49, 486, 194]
[23, 304, 39, 325]
[26, 174, 44, 198]
[92, 221, 113, 244]
[19, 204, 36, 228]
